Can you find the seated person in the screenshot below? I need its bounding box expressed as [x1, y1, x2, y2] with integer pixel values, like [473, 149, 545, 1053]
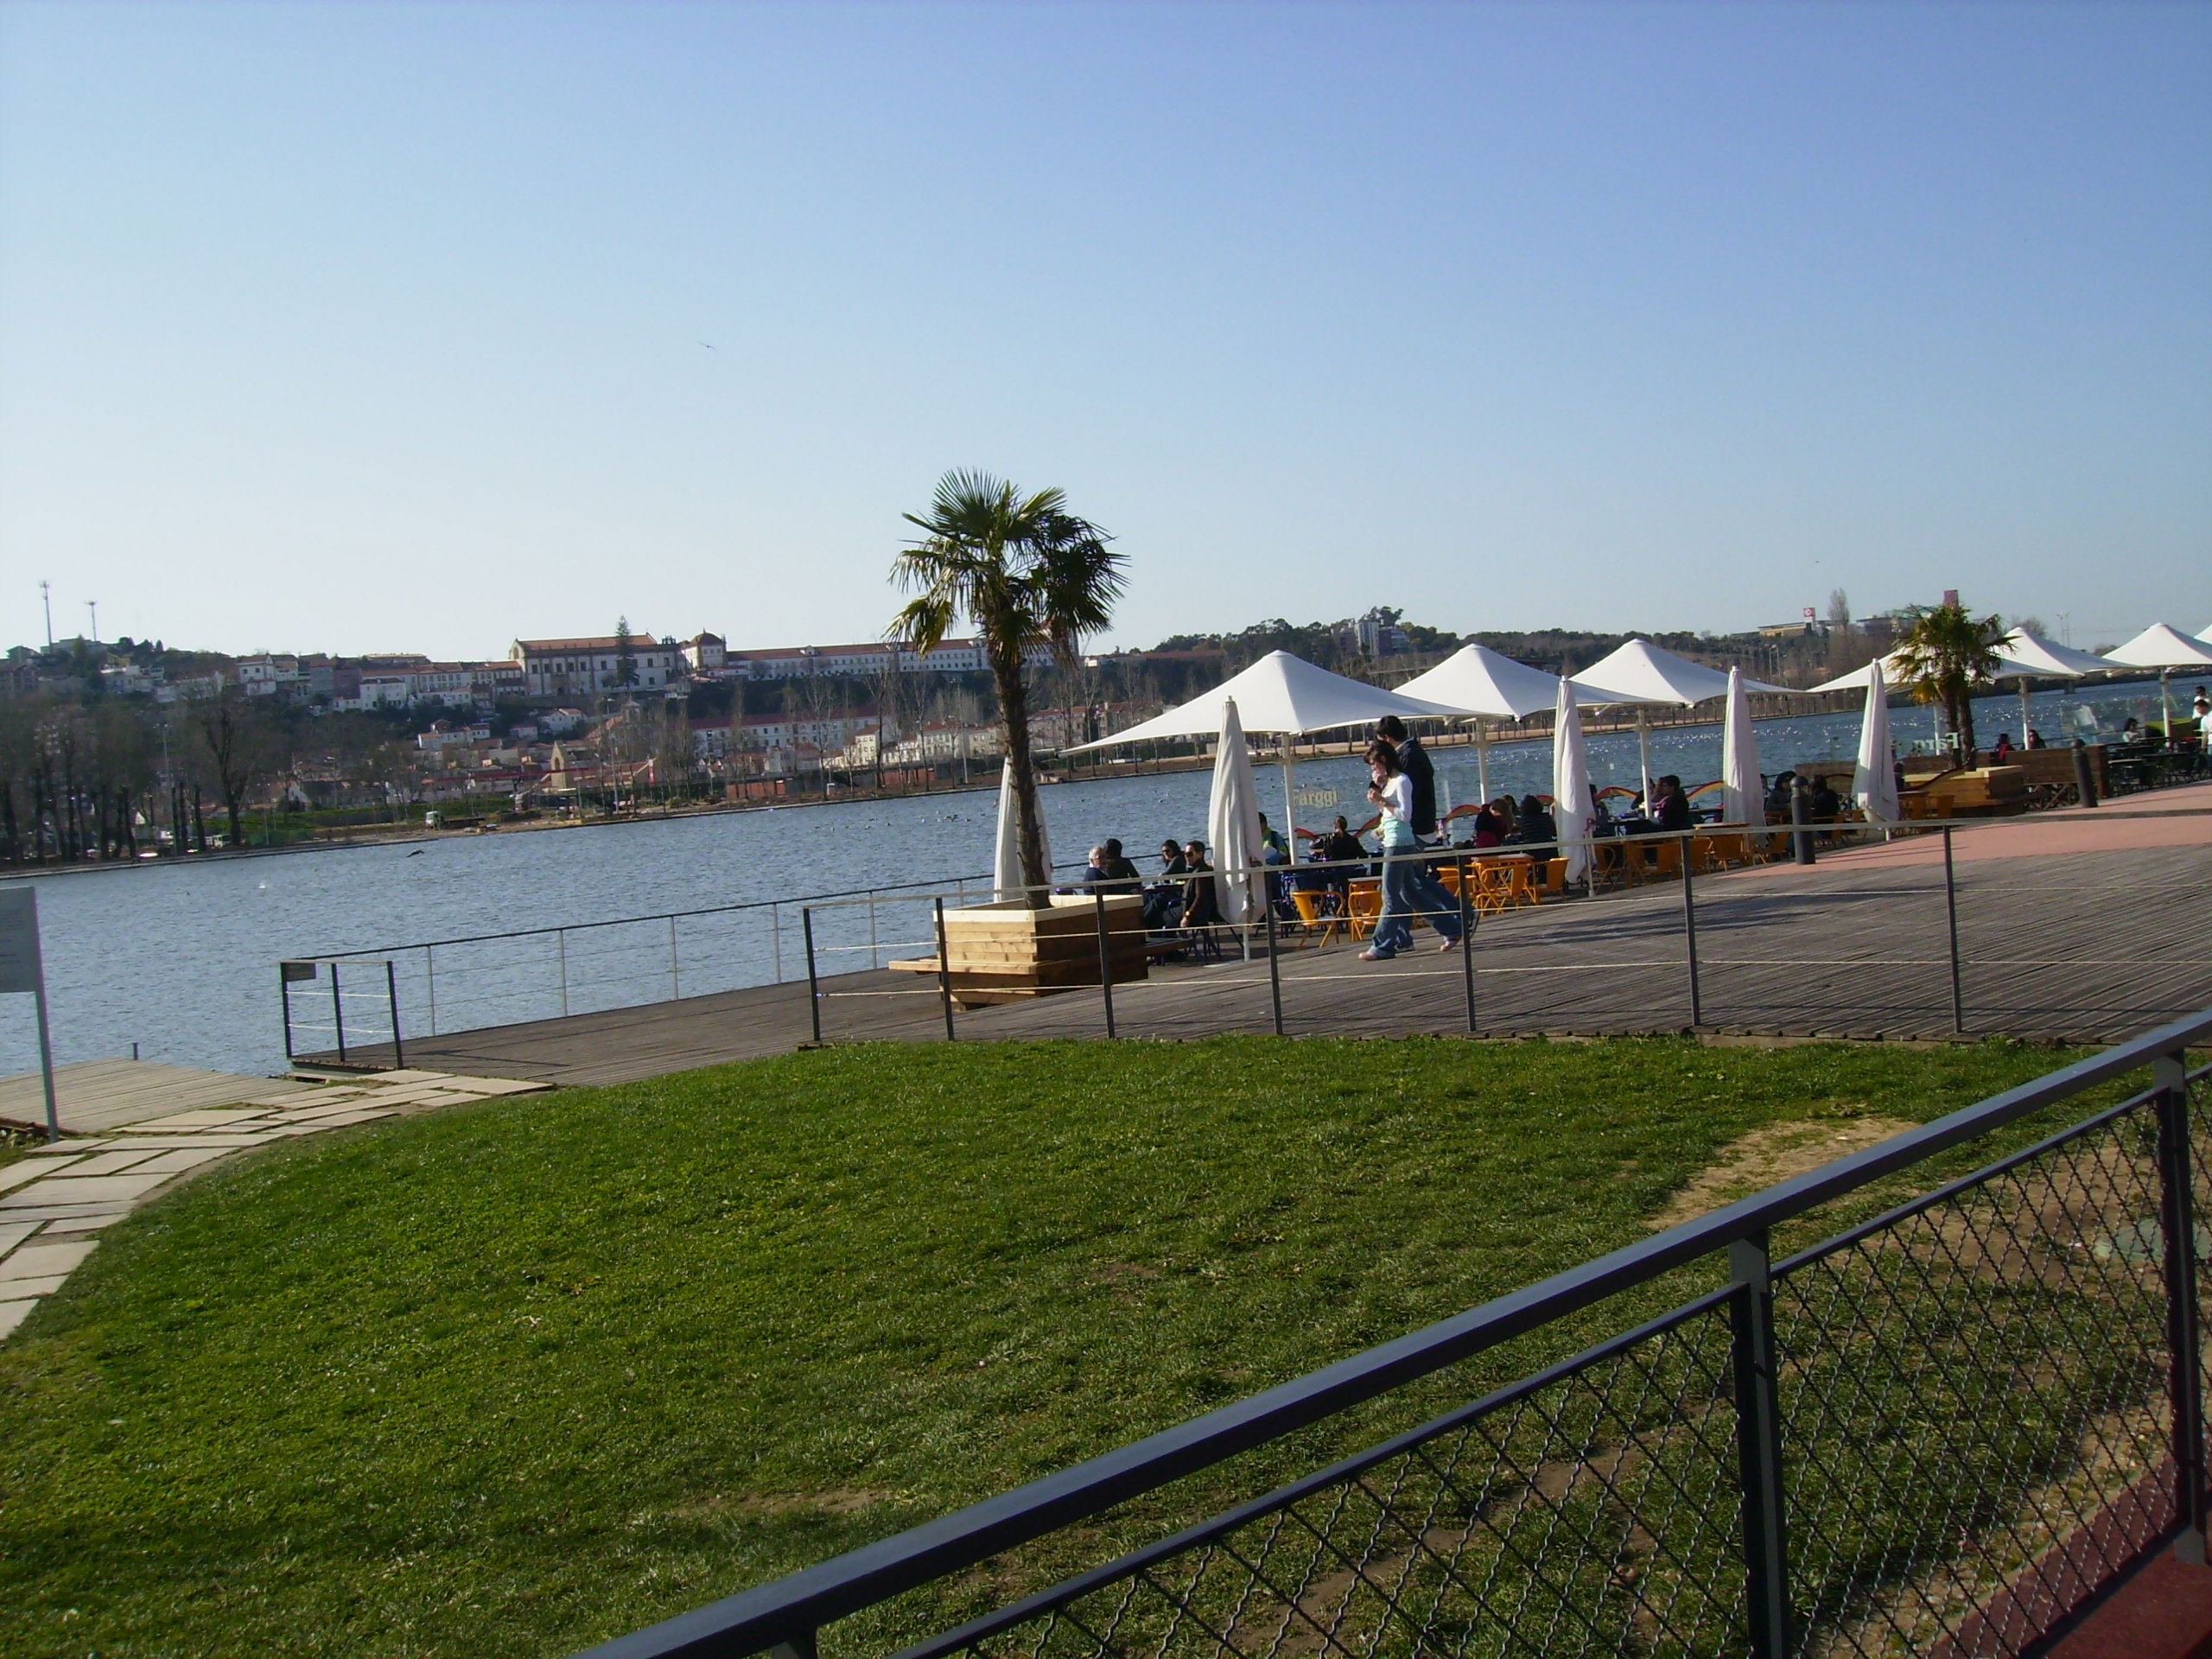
[1488, 795, 1518, 838]
[1808, 775, 1843, 820]
[1764, 772, 1796, 822]
[1096, 837, 1141, 891]
[1990, 733, 2014, 761]
[2025, 728, 2045, 749]
[1255, 812, 1291, 866]
[1308, 816, 1368, 892]
[1464, 805, 1504, 849]
[1650, 774, 1693, 834]
[1078, 845, 1112, 888]
[1178, 840, 1220, 929]
[1141, 839, 1188, 930]
[1506, 794, 1556, 855]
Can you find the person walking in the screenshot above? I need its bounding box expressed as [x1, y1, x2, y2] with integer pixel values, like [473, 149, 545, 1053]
[1374, 715, 1438, 839]
[1359, 740, 1463, 962]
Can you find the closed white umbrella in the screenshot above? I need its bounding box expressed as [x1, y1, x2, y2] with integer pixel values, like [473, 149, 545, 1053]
[1550, 677, 1592, 887]
[1853, 659, 1900, 825]
[1205, 696, 1262, 934]
[1719, 667, 1759, 826]
[992, 759, 1050, 903]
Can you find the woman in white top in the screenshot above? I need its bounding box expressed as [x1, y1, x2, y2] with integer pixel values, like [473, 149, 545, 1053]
[1361, 740, 1464, 961]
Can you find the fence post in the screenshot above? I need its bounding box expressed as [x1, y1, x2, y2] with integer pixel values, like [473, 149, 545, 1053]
[557, 928, 569, 1018]
[1264, 893, 1283, 1037]
[1942, 827, 1964, 1034]
[1790, 779, 1815, 865]
[803, 907, 823, 1045]
[868, 890, 880, 970]
[935, 896, 957, 1042]
[1729, 1231, 1794, 1658]
[772, 903, 785, 983]
[331, 961, 347, 1064]
[2158, 1047, 2207, 1563]
[1093, 890, 1117, 1039]
[1458, 856, 1476, 1033]
[1681, 840, 1702, 1027]
[425, 943, 437, 1036]
[669, 914, 680, 999]
[386, 959, 405, 1071]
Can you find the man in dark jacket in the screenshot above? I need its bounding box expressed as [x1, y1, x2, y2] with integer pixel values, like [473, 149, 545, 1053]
[1374, 715, 1437, 837]
[1651, 774, 1694, 834]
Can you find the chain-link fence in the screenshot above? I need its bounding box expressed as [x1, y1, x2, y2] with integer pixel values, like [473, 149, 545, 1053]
[575, 1014, 2209, 1659]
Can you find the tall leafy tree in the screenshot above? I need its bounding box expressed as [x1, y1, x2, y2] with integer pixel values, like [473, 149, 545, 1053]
[1891, 600, 2009, 759]
[613, 617, 639, 690]
[893, 471, 1122, 904]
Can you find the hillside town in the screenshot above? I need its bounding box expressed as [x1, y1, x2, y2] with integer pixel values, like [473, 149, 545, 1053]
[0, 597, 1959, 862]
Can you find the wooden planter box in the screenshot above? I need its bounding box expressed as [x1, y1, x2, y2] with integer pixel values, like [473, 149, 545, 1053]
[888, 893, 1149, 1007]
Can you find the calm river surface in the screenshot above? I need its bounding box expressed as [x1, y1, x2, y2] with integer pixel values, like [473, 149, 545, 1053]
[0, 683, 2171, 1078]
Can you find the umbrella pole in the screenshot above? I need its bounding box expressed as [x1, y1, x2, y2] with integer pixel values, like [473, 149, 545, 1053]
[2163, 670, 2176, 742]
[1636, 708, 1652, 802]
[2018, 678, 2030, 747]
[1475, 718, 1489, 804]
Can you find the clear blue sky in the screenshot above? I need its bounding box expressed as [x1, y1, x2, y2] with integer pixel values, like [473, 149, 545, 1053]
[3, 0, 2207, 661]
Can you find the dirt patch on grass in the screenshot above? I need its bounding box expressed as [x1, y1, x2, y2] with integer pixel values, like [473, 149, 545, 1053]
[1646, 1116, 1917, 1230]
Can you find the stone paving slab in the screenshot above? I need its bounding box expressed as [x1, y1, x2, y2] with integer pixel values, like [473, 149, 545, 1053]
[0, 1241, 98, 1281]
[129, 1147, 238, 1175]
[0, 1300, 35, 1341]
[3, 1174, 176, 1209]
[0, 1159, 76, 1193]
[120, 1109, 277, 1132]
[0, 1222, 41, 1255]
[52, 1150, 167, 1178]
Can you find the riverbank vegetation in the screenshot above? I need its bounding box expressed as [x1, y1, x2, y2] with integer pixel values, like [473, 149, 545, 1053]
[0, 1033, 2108, 1658]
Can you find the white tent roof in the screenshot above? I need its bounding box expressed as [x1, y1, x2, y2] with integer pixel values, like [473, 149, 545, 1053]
[1996, 630, 2114, 677]
[1067, 650, 1461, 748]
[1573, 638, 1791, 706]
[2103, 623, 2212, 671]
[1807, 645, 2045, 695]
[1392, 642, 1631, 719]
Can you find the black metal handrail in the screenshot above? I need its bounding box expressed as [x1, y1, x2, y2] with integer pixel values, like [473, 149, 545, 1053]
[576, 1007, 2212, 1659]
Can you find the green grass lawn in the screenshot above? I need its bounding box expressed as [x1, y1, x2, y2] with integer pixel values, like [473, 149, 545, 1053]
[0, 1035, 2116, 1658]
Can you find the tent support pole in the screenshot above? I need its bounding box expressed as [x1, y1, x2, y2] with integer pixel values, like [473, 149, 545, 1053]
[1637, 707, 1653, 803]
[1475, 718, 1489, 804]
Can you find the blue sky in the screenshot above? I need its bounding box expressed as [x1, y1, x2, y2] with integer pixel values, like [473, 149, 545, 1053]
[2, 0, 2206, 660]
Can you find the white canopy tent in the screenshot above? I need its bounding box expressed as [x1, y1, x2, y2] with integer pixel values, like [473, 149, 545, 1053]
[1394, 644, 1638, 804]
[1809, 645, 2047, 757]
[1205, 698, 1262, 938]
[2102, 625, 2212, 738]
[1068, 649, 1461, 849]
[1571, 639, 1792, 801]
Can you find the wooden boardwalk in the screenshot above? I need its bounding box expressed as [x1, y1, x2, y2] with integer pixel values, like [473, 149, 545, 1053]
[309, 840, 2212, 1086]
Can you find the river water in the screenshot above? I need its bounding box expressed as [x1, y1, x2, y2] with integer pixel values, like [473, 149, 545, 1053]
[0, 682, 2177, 1078]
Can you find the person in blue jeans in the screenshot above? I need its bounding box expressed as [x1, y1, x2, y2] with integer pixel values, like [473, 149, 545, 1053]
[1360, 739, 1463, 961]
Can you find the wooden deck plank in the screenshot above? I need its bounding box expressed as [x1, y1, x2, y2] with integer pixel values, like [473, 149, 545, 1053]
[307, 845, 2212, 1087]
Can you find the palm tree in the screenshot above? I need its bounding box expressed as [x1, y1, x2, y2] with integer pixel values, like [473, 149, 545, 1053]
[1891, 600, 2009, 760]
[893, 471, 1122, 905]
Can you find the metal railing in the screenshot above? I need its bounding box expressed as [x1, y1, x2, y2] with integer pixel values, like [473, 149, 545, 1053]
[579, 1011, 2211, 1659]
[283, 804, 2209, 1062]
[785, 808, 2211, 1047]
[279, 957, 405, 1069]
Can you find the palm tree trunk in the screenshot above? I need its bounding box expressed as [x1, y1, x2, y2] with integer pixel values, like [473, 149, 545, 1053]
[992, 649, 1050, 906]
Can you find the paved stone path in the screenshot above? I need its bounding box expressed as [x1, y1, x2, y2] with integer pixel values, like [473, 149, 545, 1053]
[0, 1067, 547, 1343]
